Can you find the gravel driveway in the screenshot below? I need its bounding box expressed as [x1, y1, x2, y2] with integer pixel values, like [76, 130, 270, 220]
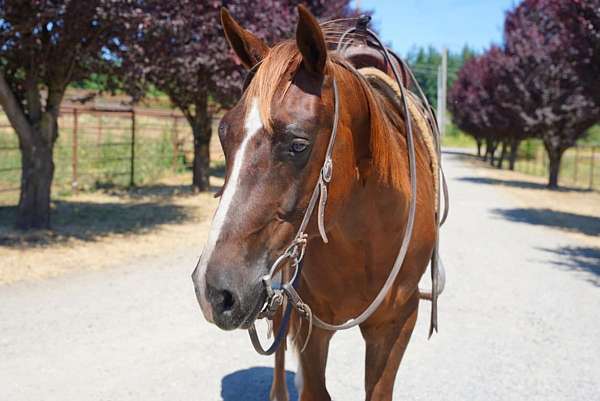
[1, 151, 598, 401]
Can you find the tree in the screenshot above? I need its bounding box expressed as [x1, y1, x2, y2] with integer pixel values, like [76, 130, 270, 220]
[503, 0, 600, 188]
[0, 1, 133, 229]
[119, 0, 358, 192]
[449, 47, 518, 166]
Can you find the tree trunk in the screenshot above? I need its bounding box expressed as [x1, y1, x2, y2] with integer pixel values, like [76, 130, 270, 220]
[483, 138, 492, 162]
[190, 98, 213, 192]
[496, 141, 508, 169]
[476, 139, 482, 157]
[508, 138, 520, 171]
[546, 145, 566, 189]
[16, 139, 55, 229]
[0, 72, 61, 230]
[487, 140, 498, 165]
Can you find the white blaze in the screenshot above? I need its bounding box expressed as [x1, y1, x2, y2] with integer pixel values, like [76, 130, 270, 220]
[196, 98, 263, 319]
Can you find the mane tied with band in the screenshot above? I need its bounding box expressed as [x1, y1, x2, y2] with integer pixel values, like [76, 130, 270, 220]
[243, 15, 450, 356]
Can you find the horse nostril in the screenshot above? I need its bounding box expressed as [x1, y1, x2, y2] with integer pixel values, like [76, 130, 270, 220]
[221, 290, 235, 312]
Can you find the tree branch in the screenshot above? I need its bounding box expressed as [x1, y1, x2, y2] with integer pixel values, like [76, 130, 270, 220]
[0, 71, 34, 147]
[24, 69, 42, 123]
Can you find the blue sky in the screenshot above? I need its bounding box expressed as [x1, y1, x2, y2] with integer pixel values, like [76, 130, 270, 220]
[353, 0, 517, 55]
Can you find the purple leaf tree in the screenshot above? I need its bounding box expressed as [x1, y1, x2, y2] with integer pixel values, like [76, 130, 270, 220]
[0, 1, 134, 229]
[119, 1, 358, 192]
[503, 0, 600, 188]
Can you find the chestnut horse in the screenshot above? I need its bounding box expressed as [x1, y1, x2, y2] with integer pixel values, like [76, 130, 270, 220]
[192, 6, 443, 401]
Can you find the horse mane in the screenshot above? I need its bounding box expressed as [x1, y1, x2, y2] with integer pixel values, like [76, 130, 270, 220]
[243, 31, 404, 191]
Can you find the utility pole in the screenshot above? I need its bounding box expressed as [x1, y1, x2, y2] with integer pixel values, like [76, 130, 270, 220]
[436, 48, 448, 137]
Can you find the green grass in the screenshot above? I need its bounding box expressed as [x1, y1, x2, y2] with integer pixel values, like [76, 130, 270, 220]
[442, 121, 477, 148]
[0, 112, 193, 205]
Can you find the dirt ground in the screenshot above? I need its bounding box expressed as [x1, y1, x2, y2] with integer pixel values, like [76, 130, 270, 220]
[0, 173, 221, 284]
[456, 150, 600, 248]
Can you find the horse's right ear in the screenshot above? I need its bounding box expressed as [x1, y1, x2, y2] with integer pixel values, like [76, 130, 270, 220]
[296, 5, 327, 77]
[221, 8, 269, 69]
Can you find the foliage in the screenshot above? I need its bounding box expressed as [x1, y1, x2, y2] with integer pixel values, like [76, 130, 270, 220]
[117, 0, 359, 191]
[537, 0, 600, 104]
[503, 0, 599, 147]
[582, 125, 600, 145]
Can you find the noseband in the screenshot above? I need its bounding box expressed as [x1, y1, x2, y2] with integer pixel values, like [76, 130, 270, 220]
[244, 19, 448, 355]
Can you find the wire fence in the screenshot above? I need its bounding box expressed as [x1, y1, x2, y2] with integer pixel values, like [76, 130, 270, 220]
[515, 139, 599, 190]
[0, 106, 201, 206]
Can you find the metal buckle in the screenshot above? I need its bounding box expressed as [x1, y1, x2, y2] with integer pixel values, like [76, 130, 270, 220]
[321, 158, 333, 183]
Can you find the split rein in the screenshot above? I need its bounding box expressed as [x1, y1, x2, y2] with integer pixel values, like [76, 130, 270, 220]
[248, 22, 428, 355]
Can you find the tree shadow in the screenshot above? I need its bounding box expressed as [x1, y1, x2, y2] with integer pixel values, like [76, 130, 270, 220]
[221, 367, 298, 401]
[458, 176, 590, 193]
[539, 246, 600, 287]
[491, 208, 600, 237]
[442, 148, 479, 159]
[0, 199, 191, 246]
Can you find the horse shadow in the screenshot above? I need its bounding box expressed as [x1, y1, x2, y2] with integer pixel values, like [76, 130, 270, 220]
[221, 367, 298, 401]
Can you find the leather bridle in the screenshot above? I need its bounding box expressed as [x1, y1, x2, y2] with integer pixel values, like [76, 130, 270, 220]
[243, 19, 448, 355]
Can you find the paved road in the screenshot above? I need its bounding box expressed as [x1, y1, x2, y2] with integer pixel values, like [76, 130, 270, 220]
[1, 152, 599, 401]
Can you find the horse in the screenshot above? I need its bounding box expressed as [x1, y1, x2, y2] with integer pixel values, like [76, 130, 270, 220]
[192, 6, 443, 401]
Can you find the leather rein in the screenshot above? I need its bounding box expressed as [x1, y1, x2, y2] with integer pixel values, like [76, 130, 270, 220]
[245, 21, 448, 355]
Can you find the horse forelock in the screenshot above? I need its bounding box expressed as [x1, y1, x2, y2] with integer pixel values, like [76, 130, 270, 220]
[243, 41, 302, 131]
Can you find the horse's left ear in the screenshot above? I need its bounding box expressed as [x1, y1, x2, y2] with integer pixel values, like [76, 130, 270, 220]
[296, 5, 327, 76]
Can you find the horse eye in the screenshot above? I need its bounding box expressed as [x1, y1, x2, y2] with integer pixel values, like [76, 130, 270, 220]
[290, 139, 309, 154]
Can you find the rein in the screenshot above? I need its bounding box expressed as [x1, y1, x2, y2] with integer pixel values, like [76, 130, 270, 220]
[247, 19, 448, 355]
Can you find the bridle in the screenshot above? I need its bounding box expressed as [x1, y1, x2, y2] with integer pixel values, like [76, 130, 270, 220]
[242, 18, 448, 355]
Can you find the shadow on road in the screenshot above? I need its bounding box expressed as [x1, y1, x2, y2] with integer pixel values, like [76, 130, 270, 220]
[459, 176, 590, 193]
[441, 148, 478, 158]
[539, 246, 600, 287]
[221, 367, 298, 401]
[123, 183, 194, 199]
[491, 208, 600, 237]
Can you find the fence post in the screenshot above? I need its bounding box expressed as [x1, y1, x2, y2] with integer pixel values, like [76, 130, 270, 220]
[172, 115, 179, 171]
[130, 109, 136, 187]
[541, 146, 546, 176]
[72, 109, 79, 192]
[96, 112, 103, 145]
[573, 146, 579, 185]
[590, 146, 596, 190]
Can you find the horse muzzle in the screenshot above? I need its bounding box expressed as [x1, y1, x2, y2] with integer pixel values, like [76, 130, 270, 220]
[192, 261, 267, 331]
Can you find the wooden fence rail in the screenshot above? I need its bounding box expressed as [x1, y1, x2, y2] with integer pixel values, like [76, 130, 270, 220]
[0, 105, 201, 205]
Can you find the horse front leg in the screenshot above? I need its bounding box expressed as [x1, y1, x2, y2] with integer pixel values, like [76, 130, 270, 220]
[359, 292, 419, 401]
[270, 341, 289, 401]
[294, 322, 335, 401]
